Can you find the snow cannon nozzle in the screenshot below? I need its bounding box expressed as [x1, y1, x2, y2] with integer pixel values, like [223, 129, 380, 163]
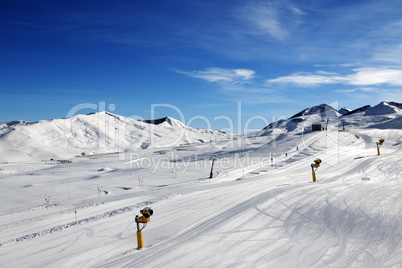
[140, 207, 153, 218]
[312, 159, 322, 168]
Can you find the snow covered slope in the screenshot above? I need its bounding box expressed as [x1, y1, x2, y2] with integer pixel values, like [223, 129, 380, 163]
[261, 103, 342, 137]
[343, 101, 402, 129]
[261, 101, 402, 137]
[0, 112, 229, 162]
[0, 123, 401, 267]
[0, 102, 401, 267]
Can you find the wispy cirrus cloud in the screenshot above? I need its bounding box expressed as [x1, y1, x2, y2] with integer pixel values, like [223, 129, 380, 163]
[266, 72, 347, 87]
[373, 44, 402, 65]
[240, 3, 288, 41]
[177, 67, 293, 104]
[177, 67, 255, 84]
[236, 1, 306, 41]
[267, 67, 402, 87]
[334, 87, 376, 93]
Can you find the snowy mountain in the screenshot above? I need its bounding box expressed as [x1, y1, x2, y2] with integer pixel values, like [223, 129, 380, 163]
[290, 103, 340, 119]
[342, 101, 402, 129]
[1, 101, 400, 162]
[1, 101, 402, 267]
[342, 104, 371, 116]
[141, 116, 185, 128]
[0, 112, 229, 162]
[262, 103, 342, 136]
[262, 101, 402, 136]
[338, 107, 352, 115]
[363, 101, 402, 116]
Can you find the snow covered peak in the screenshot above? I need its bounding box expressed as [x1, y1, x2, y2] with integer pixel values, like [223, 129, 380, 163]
[290, 103, 340, 119]
[0, 120, 33, 130]
[338, 107, 352, 115]
[387, 101, 402, 110]
[0, 112, 229, 161]
[164, 116, 182, 127]
[340, 101, 402, 129]
[141, 116, 186, 128]
[261, 101, 402, 133]
[364, 101, 402, 116]
[84, 111, 126, 122]
[261, 104, 339, 134]
[342, 105, 371, 116]
[0, 120, 34, 137]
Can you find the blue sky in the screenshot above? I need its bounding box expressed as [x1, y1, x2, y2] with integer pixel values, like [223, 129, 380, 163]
[1, 0, 402, 133]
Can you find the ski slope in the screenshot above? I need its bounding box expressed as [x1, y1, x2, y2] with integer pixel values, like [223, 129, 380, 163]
[0, 125, 401, 267]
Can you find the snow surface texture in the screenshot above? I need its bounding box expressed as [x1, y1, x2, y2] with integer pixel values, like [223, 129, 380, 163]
[0, 101, 402, 267]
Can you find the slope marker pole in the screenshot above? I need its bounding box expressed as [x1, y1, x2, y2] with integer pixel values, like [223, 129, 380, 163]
[209, 156, 216, 179]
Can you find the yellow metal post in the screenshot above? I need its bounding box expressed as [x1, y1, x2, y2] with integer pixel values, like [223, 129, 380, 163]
[377, 139, 384, 156]
[135, 208, 153, 249]
[312, 171, 316, 182]
[137, 231, 144, 248]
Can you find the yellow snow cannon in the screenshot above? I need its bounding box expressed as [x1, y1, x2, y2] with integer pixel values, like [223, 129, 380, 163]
[311, 159, 322, 182]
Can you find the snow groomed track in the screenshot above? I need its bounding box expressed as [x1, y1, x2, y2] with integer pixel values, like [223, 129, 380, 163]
[0, 128, 401, 267]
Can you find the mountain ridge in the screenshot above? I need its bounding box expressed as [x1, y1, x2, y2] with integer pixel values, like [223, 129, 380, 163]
[261, 101, 402, 135]
[0, 101, 401, 161]
[0, 112, 229, 162]
[290, 103, 340, 119]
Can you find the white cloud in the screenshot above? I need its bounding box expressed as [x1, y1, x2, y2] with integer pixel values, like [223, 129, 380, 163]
[266, 71, 347, 86]
[315, 70, 339, 75]
[334, 89, 358, 93]
[334, 87, 376, 93]
[347, 68, 402, 86]
[289, 7, 306, 16]
[178, 67, 255, 83]
[266, 67, 402, 87]
[233, 69, 255, 80]
[177, 67, 294, 104]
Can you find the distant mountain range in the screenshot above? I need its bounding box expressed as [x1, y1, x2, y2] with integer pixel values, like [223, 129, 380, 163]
[262, 101, 402, 134]
[0, 101, 400, 161]
[0, 112, 228, 162]
[290, 101, 402, 119]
